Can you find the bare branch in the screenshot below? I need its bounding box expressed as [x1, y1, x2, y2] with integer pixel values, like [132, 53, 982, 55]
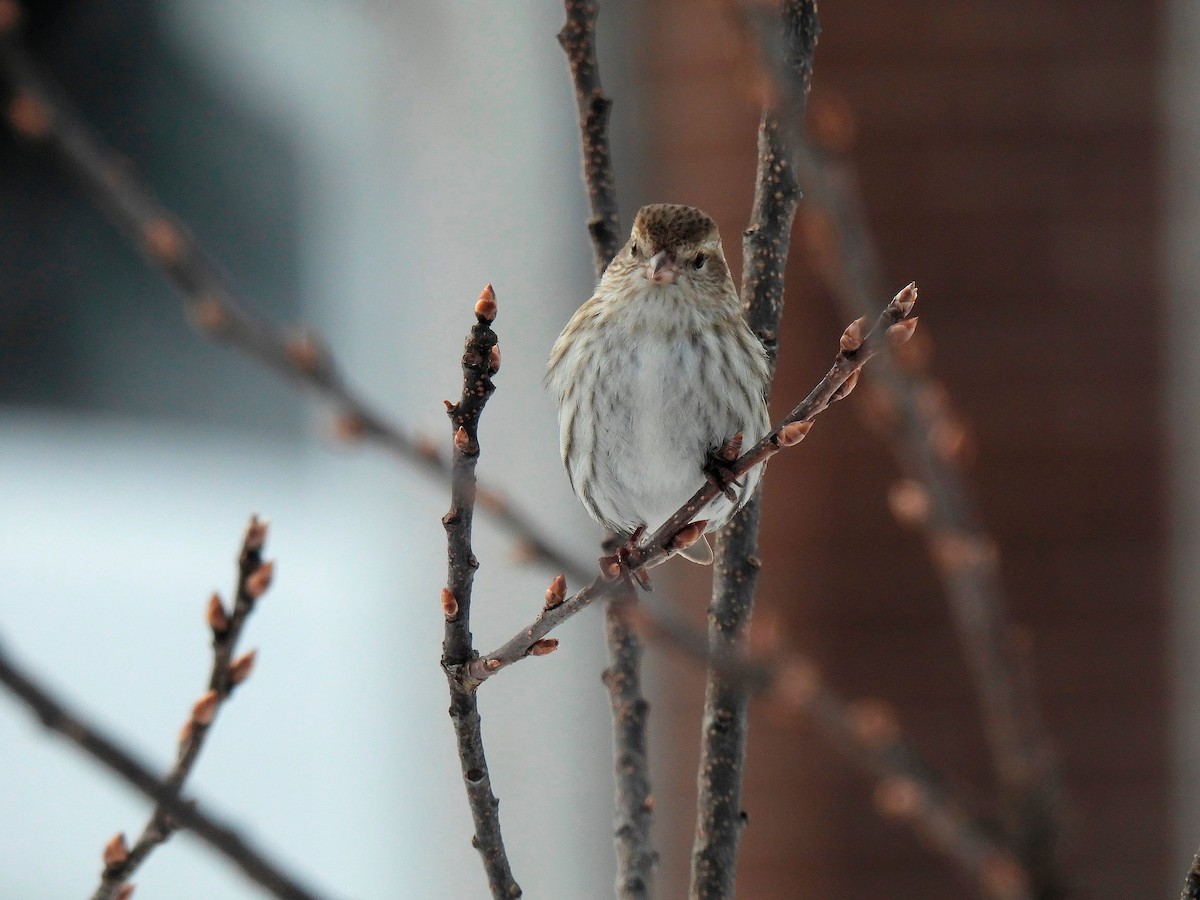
[1181, 846, 1200, 900]
[91, 517, 273, 899]
[464, 285, 919, 683]
[0, 640, 330, 900]
[558, 0, 621, 272]
[440, 286, 521, 899]
[0, 6, 594, 593]
[632, 601, 1034, 900]
[558, 4, 658, 893]
[790, 108, 1062, 893]
[691, 0, 817, 886]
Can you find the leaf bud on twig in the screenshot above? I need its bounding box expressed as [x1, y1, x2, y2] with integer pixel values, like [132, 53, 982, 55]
[474, 284, 498, 321]
[777, 420, 812, 448]
[454, 426, 471, 454]
[839, 316, 869, 353]
[229, 650, 257, 686]
[670, 520, 708, 553]
[830, 368, 861, 402]
[544, 574, 567, 610]
[191, 689, 219, 726]
[206, 593, 230, 634]
[528, 638, 559, 657]
[891, 282, 918, 317]
[888, 479, 931, 527]
[441, 587, 459, 619]
[103, 832, 130, 867]
[243, 515, 268, 552]
[244, 561, 274, 600]
[488, 344, 501, 374]
[887, 316, 919, 347]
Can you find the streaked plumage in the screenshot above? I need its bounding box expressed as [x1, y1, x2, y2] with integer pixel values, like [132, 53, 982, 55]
[546, 204, 771, 563]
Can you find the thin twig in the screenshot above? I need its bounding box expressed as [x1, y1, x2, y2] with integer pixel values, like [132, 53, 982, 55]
[0, 640, 330, 900]
[627, 600, 1033, 900]
[558, 0, 621, 273]
[691, 3, 818, 894]
[462, 285, 919, 685]
[0, 6, 594, 593]
[440, 286, 521, 899]
[558, 4, 658, 895]
[91, 516, 273, 899]
[788, 112, 1062, 895]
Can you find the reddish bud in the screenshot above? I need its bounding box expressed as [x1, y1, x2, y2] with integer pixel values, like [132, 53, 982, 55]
[441, 587, 459, 619]
[7, 92, 49, 139]
[115, 885, 136, 900]
[777, 420, 812, 448]
[771, 656, 821, 710]
[830, 367, 861, 402]
[528, 638, 559, 656]
[207, 593, 230, 634]
[600, 557, 623, 580]
[142, 219, 183, 265]
[488, 344, 501, 374]
[887, 316, 919, 347]
[191, 689, 219, 726]
[335, 414, 367, 441]
[671, 520, 707, 552]
[245, 561, 274, 600]
[454, 426, 470, 453]
[931, 418, 972, 465]
[103, 832, 130, 867]
[848, 699, 900, 748]
[286, 331, 324, 374]
[544, 574, 567, 610]
[187, 295, 230, 334]
[484, 658, 502, 671]
[229, 650, 257, 686]
[474, 284, 498, 321]
[642, 794, 656, 812]
[887, 480, 930, 527]
[839, 316, 869, 353]
[891, 282, 918, 317]
[874, 777, 923, 818]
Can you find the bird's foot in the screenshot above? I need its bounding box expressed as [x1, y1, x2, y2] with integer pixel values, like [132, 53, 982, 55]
[704, 432, 745, 504]
[599, 526, 652, 591]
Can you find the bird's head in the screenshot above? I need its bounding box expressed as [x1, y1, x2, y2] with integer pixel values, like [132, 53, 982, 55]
[621, 203, 727, 288]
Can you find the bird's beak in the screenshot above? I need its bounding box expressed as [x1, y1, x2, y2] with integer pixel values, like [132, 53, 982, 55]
[647, 250, 678, 285]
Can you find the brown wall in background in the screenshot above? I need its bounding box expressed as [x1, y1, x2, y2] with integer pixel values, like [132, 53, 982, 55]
[643, 2, 1167, 897]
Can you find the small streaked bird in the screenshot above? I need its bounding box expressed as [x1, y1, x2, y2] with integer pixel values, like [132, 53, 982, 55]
[546, 203, 771, 565]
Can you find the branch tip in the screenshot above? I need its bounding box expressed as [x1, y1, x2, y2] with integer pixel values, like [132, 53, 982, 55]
[191, 689, 219, 726]
[528, 638, 559, 657]
[892, 281, 919, 316]
[243, 515, 269, 552]
[103, 831, 130, 867]
[474, 284, 498, 321]
[229, 650, 257, 686]
[441, 587, 459, 620]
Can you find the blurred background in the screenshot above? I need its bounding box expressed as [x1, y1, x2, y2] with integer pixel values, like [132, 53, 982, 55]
[0, 0, 1190, 898]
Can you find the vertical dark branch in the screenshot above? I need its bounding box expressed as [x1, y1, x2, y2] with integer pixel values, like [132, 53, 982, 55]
[441, 287, 521, 899]
[1182, 847, 1200, 900]
[558, 0, 622, 271]
[559, 3, 659, 895]
[690, 4, 818, 898]
[603, 596, 657, 900]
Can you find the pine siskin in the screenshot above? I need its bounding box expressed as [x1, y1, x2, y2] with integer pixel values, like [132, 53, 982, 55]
[546, 203, 771, 564]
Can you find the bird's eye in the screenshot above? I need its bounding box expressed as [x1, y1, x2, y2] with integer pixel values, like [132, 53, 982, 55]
[693, 253, 707, 270]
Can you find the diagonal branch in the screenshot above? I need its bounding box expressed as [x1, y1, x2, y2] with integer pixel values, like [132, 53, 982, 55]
[787, 113, 1062, 894]
[691, 3, 818, 896]
[440, 286, 521, 899]
[559, 3, 657, 895]
[91, 516, 273, 899]
[0, 639, 330, 900]
[0, 5, 594, 593]
[628, 598, 1033, 900]
[461, 284, 919, 685]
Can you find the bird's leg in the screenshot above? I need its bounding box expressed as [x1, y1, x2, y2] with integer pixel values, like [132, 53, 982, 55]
[704, 432, 744, 504]
[598, 525, 653, 591]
